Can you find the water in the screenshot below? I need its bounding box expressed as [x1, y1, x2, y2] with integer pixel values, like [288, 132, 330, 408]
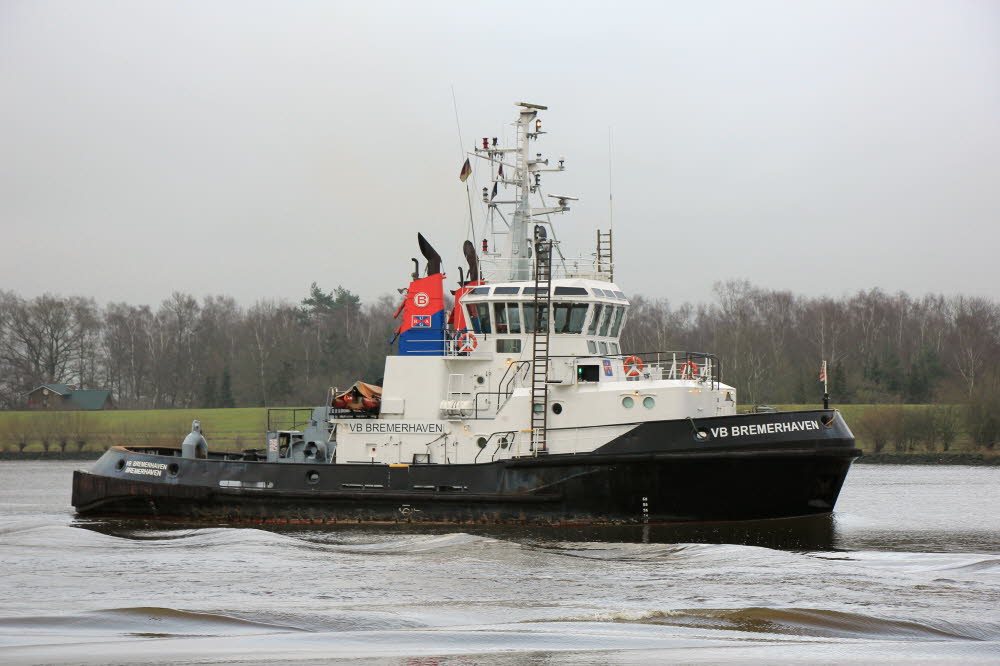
[1, 461, 998, 664]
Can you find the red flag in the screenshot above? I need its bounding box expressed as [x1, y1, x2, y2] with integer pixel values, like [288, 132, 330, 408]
[819, 360, 827, 383]
[459, 158, 472, 182]
[498, 163, 504, 179]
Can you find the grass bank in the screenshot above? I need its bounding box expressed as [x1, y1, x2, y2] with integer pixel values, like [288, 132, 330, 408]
[741, 403, 987, 455]
[0, 408, 268, 453]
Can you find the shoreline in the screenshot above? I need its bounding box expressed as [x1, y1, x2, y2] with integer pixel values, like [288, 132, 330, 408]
[854, 452, 998, 466]
[1, 451, 104, 461]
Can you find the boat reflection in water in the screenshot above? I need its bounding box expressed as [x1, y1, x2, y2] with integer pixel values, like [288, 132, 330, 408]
[76, 514, 837, 551]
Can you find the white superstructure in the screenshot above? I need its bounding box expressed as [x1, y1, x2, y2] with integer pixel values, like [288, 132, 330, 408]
[332, 103, 737, 465]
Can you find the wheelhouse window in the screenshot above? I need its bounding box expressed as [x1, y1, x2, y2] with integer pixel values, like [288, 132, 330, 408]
[553, 303, 588, 334]
[466, 302, 491, 334]
[506, 303, 521, 333]
[523, 303, 549, 333]
[493, 302, 508, 334]
[599, 341, 609, 354]
[554, 286, 589, 296]
[598, 306, 614, 337]
[609, 307, 626, 337]
[493, 302, 522, 334]
[494, 286, 520, 295]
[587, 304, 604, 335]
[587, 340, 598, 354]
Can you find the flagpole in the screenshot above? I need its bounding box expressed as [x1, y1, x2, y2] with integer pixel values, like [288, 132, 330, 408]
[822, 360, 830, 410]
[451, 86, 478, 246]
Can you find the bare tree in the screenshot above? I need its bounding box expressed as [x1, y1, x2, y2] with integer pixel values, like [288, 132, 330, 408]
[102, 303, 154, 408]
[951, 296, 1000, 398]
[0, 295, 100, 393]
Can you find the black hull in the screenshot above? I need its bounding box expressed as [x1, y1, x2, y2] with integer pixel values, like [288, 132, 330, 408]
[72, 410, 860, 525]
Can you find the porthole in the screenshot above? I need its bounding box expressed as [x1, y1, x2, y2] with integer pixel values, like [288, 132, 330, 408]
[477, 437, 488, 448]
[694, 429, 709, 441]
[306, 470, 320, 485]
[499, 437, 509, 449]
[643, 397, 655, 409]
[476, 375, 486, 385]
[622, 396, 635, 409]
[552, 403, 563, 415]
[115, 459, 125, 471]
[167, 463, 179, 477]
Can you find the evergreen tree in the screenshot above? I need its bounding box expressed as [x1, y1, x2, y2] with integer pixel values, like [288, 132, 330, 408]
[201, 374, 218, 408]
[793, 370, 807, 404]
[881, 348, 904, 395]
[831, 361, 850, 403]
[864, 354, 881, 385]
[219, 367, 235, 408]
[267, 360, 296, 406]
[906, 345, 942, 403]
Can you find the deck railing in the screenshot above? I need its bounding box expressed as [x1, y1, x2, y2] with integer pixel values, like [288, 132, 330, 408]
[466, 350, 721, 420]
[478, 253, 613, 282]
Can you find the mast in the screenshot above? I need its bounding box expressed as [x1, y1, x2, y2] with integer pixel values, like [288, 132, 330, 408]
[508, 105, 535, 281]
[474, 102, 569, 282]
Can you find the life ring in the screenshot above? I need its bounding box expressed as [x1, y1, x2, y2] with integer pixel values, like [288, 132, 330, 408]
[457, 332, 478, 352]
[623, 355, 644, 377]
[680, 360, 699, 379]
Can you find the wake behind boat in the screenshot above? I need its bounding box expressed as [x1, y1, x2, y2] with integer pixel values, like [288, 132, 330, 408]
[72, 102, 860, 524]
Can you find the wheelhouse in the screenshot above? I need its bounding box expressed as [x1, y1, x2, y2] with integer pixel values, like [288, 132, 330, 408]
[460, 279, 629, 357]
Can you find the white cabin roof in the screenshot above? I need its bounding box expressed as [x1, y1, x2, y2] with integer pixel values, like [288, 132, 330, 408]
[463, 278, 628, 303]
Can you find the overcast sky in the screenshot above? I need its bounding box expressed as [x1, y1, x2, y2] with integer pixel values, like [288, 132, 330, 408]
[2, 0, 998, 308]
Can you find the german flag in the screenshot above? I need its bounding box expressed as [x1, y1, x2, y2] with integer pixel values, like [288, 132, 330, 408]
[459, 158, 472, 182]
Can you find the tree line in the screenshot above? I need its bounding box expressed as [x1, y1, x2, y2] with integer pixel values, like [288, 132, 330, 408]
[621, 280, 1000, 408]
[0, 285, 395, 410]
[1, 280, 999, 411]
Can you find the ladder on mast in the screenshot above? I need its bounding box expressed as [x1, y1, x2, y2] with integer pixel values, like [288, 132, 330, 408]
[597, 229, 613, 279]
[529, 239, 553, 454]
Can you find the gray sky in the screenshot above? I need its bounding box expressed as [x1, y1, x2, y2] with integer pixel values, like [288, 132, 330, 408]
[2, 0, 998, 308]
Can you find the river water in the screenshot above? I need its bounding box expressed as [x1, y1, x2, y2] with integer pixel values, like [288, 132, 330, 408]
[1, 461, 998, 664]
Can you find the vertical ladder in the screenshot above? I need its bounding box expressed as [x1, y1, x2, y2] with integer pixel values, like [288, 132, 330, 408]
[529, 239, 553, 454]
[596, 229, 613, 279]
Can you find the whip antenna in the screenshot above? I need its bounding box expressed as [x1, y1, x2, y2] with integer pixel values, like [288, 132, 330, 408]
[451, 86, 478, 246]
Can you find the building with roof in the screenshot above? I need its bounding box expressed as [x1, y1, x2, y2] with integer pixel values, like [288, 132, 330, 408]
[25, 384, 114, 411]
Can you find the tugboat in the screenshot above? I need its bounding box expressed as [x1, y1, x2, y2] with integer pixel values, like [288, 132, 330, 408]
[72, 102, 860, 524]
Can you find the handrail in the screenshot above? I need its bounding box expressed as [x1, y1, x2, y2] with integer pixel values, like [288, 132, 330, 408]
[558, 351, 722, 390]
[266, 408, 316, 432]
[472, 361, 530, 418]
[473, 430, 518, 463]
[478, 253, 614, 283]
[465, 351, 722, 420]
